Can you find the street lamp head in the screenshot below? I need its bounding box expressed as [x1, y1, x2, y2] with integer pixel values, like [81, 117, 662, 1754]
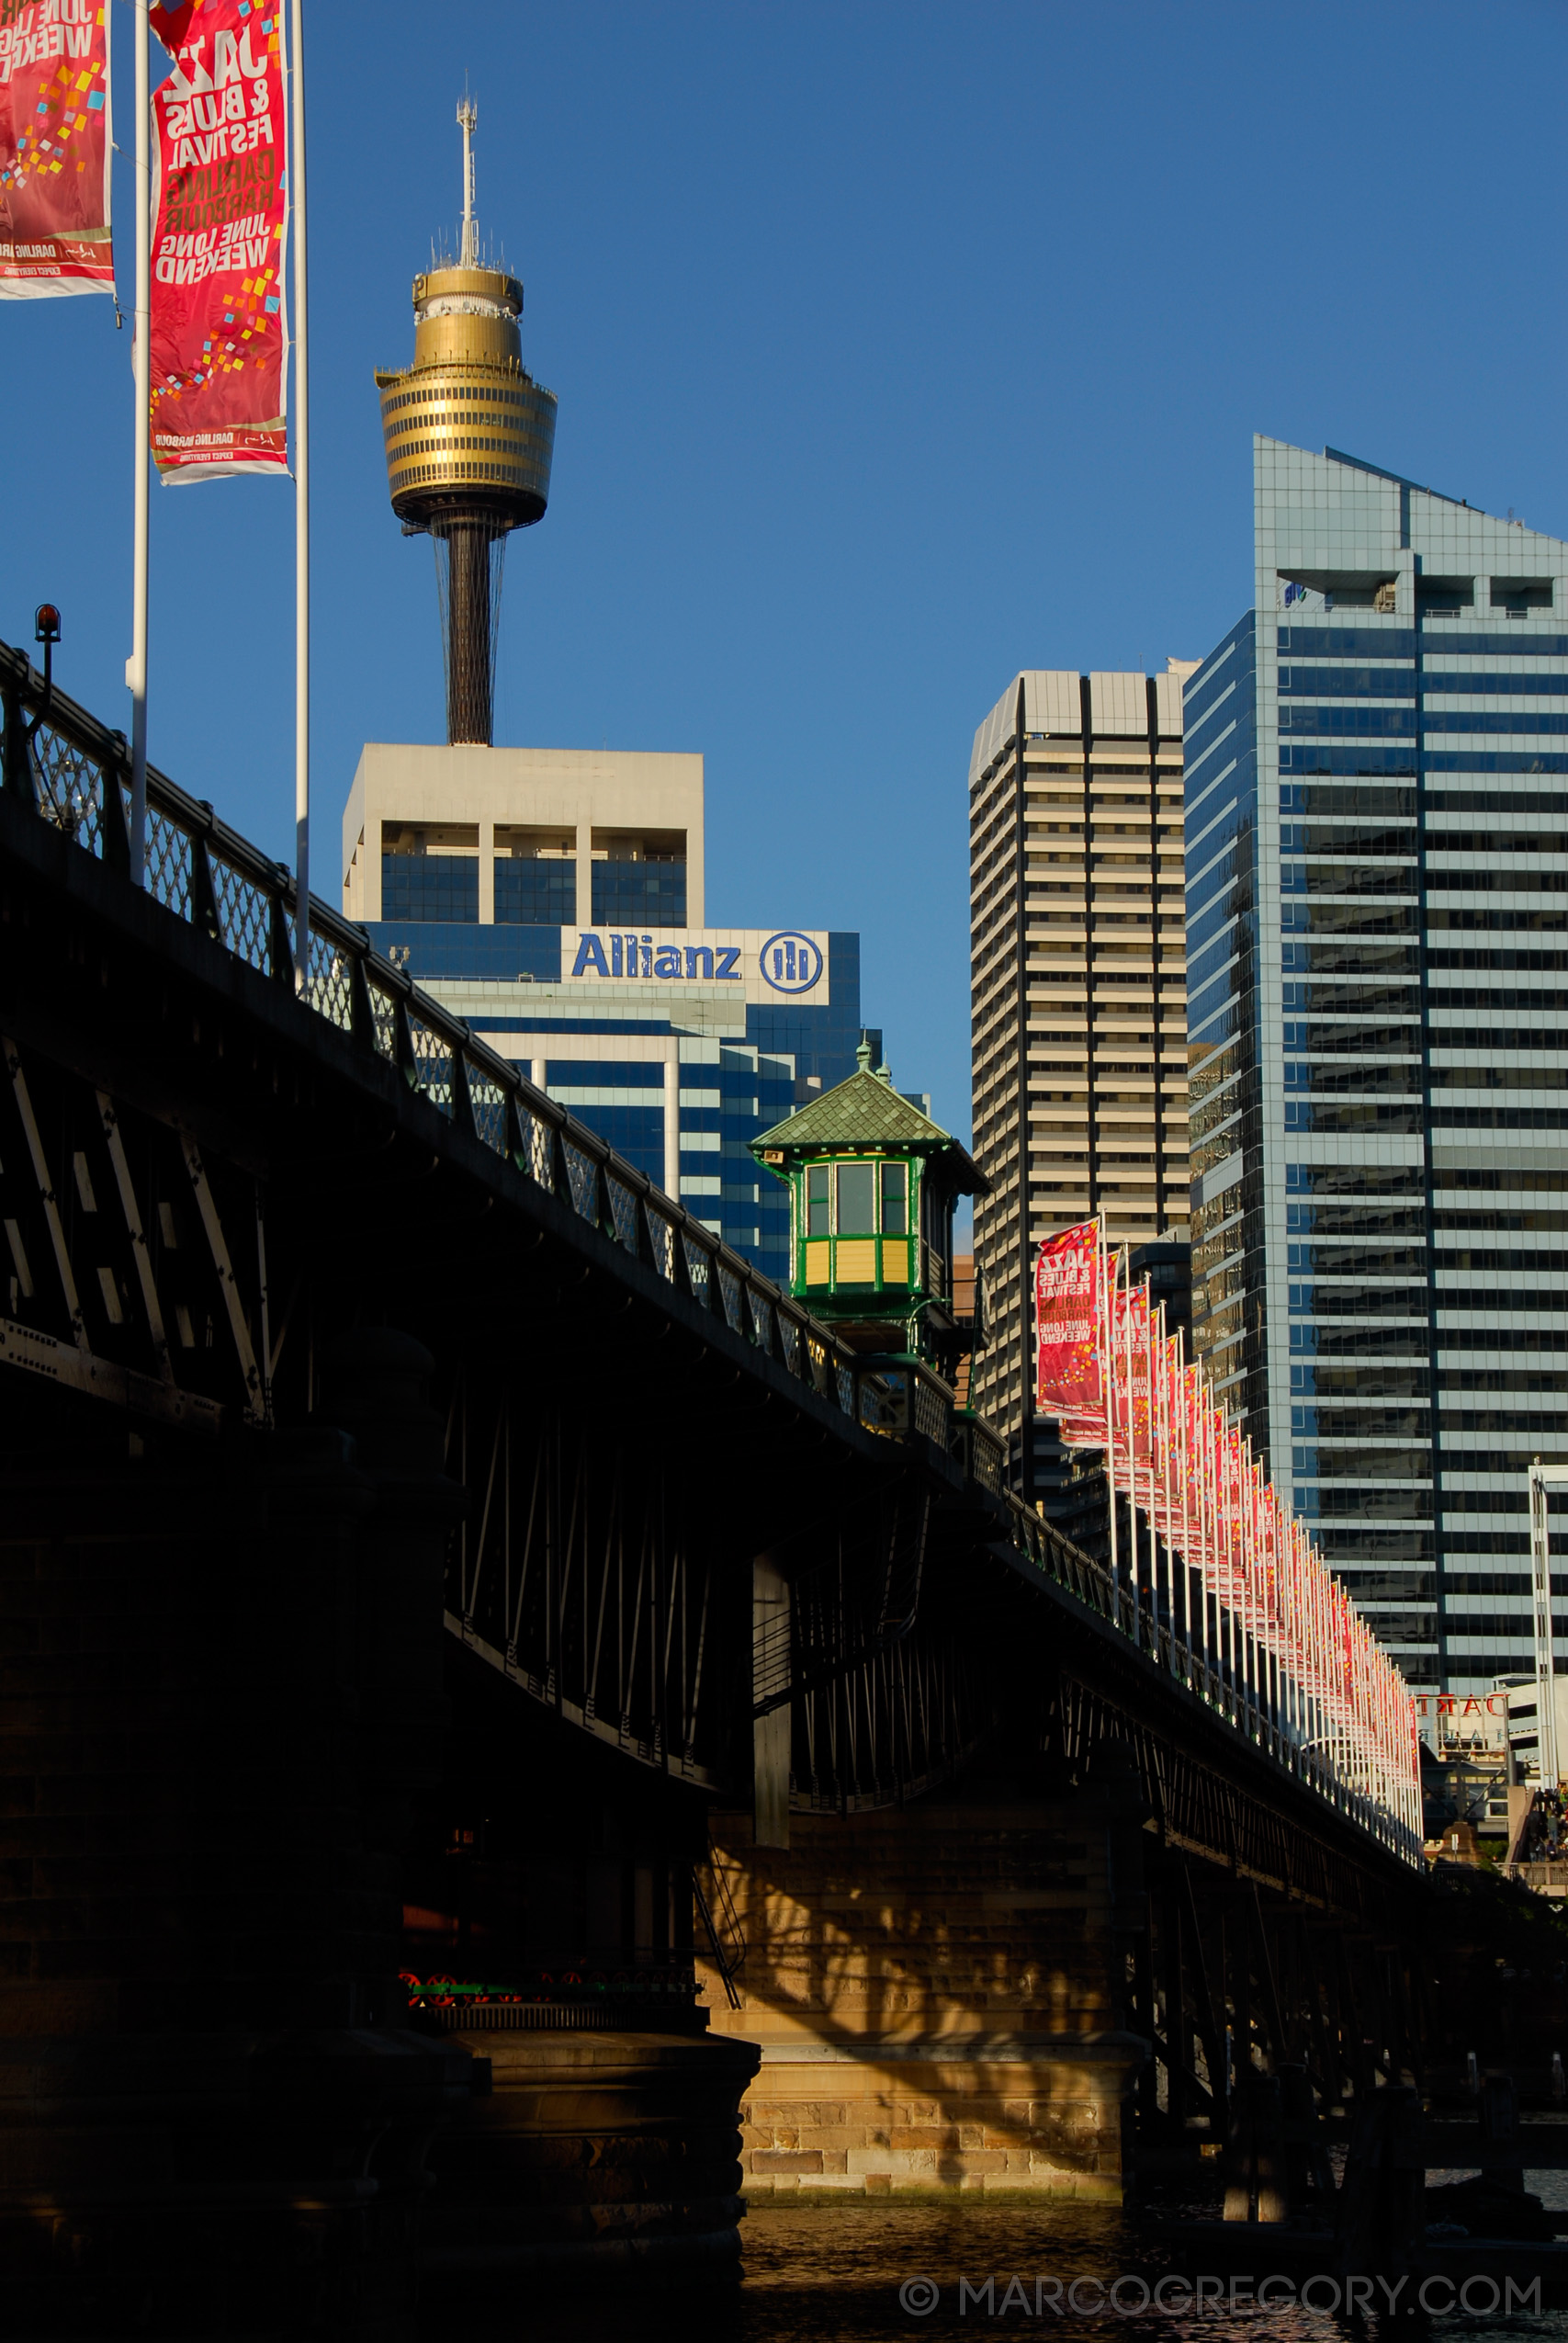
[34, 604, 61, 646]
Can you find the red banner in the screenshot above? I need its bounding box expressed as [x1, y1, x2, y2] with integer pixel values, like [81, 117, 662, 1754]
[1112, 1285, 1152, 1468]
[0, 0, 112, 297]
[1034, 1223, 1102, 1443]
[148, 0, 287, 481]
[1030, 1231, 1421, 1843]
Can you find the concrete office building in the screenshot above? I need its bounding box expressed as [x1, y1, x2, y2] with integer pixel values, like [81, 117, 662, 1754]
[1186, 436, 1568, 1695]
[342, 742, 874, 1285]
[967, 667, 1195, 1504]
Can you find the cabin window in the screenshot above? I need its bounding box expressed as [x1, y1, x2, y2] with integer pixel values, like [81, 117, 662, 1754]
[880, 1161, 908, 1234]
[807, 1164, 830, 1238]
[835, 1161, 876, 1234]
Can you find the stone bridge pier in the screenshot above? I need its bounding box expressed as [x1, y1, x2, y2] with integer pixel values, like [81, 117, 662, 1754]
[697, 1759, 1150, 2204]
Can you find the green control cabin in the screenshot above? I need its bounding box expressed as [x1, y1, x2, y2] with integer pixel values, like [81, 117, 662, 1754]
[750, 1044, 987, 1380]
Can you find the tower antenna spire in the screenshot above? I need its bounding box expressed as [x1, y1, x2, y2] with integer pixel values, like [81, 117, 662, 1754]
[457, 89, 478, 267]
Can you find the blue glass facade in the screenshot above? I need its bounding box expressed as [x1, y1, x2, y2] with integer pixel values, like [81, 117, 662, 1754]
[591, 858, 687, 928]
[495, 860, 576, 925]
[365, 918, 871, 1288]
[1188, 437, 1568, 1695]
[381, 853, 479, 923]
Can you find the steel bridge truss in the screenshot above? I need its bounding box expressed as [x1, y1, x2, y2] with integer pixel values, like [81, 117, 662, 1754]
[0, 1035, 271, 1437]
[442, 1379, 730, 1787]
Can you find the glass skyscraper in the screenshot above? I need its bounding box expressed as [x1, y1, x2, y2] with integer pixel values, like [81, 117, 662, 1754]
[1187, 436, 1568, 1696]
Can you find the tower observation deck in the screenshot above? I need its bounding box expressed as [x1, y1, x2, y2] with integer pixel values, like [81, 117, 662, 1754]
[375, 98, 558, 746]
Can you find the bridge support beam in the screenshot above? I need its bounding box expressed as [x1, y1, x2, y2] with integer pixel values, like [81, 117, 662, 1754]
[752, 1552, 791, 1851]
[0, 1329, 476, 2337]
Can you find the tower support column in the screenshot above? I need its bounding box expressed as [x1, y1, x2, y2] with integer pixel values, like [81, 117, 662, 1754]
[444, 519, 493, 746]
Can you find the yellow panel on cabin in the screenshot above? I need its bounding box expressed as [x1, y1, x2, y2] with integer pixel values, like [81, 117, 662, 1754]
[836, 1239, 877, 1283]
[805, 1239, 831, 1285]
[880, 1239, 909, 1285]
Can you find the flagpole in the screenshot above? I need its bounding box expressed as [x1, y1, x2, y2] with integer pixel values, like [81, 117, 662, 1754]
[290, 0, 310, 994]
[129, 0, 151, 887]
[1122, 1249, 1137, 1640]
[1102, 1222, 1120, 1600]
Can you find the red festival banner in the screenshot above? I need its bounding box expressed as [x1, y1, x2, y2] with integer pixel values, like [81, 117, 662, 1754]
[0, 0, 112, 298]
[1031, 1231, 1423, 1845]
[1113, 1284, 1152, 1466]
[148, 0, 287, 481]
[1033, 1223, 1102, 1443]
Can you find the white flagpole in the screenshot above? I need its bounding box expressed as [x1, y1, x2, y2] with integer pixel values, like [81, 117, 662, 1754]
[289, 0, 310, 994]
[1122, 1248, 1137, 1637]
[1102, 1221, 1120, 1596]
[1148, 1289, 1165, 1665]
[129, 0, 151, 886]
[1176, 1331, 1190, 1675]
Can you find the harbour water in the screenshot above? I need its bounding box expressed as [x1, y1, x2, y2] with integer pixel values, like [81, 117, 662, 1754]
[436, 2191, 1568, 2343]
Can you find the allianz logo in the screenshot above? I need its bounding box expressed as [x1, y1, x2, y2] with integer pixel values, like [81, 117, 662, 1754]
[568, 931, 824, 994]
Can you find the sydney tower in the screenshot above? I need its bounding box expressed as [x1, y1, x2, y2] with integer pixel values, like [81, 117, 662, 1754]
[375, 98, 558, 746]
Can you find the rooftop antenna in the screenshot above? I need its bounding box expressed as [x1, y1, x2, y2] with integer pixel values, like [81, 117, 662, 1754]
[458, 88, 479, 266]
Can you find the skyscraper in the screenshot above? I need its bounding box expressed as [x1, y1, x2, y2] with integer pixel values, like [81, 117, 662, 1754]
[1187, 436, 1568, 1697]
[968, 667, 1194, 1502]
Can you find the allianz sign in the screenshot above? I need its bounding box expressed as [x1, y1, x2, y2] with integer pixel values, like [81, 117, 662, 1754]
[563, 929, 827, 999]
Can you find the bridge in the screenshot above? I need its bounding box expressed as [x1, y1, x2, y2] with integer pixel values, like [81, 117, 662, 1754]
[0, 638, 1490, 2332]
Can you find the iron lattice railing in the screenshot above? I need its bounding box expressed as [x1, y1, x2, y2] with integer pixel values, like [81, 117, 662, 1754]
[0, 640, 873, 1437]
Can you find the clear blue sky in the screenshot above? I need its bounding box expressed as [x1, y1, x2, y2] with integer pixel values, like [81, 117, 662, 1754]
[5, 1, 1565, 1137]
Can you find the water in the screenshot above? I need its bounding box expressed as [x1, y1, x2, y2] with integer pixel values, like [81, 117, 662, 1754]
[444, 2196, 1568, 2343]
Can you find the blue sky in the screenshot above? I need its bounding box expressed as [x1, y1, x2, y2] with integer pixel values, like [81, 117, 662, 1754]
[5, 1, 1566, 1135]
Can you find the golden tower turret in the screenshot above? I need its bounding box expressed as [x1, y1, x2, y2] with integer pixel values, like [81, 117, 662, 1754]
[375, 96, 558, 746]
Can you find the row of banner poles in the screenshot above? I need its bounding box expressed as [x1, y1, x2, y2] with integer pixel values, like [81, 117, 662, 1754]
[1034, 1217, 1424, 1857]
[289, 0, 310, 990]
[130, 0, 151, 888]
[2, 0, 308, 979]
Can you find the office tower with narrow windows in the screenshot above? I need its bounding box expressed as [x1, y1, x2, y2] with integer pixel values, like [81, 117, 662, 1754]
[968, 667, 1194, 1504]
[1187, 436, 1568, 1698]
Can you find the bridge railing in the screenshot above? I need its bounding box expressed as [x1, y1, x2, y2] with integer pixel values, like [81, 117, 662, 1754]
[0, 645, 1418, 1865]
[0, 641, 893, 1432]
[978, 1456, 1416, 1862]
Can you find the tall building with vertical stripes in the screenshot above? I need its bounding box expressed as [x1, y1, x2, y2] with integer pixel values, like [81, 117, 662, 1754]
[967, 668, 1194, 1503]
[1186, 436, 1568, 1697]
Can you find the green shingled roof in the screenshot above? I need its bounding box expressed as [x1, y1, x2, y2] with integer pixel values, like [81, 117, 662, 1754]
[757, 1074, 989, 1205]
[751, 1067, 952, 1153]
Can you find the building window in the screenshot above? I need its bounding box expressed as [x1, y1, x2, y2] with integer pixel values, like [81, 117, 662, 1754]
[495, 826, 575, 925]
[592, 859, 687, 928]
[381, 823, 479, 923]
[496, 860, 575, 924]
[590, 829, 688, 929]
[836, 1161, 876, 1233]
